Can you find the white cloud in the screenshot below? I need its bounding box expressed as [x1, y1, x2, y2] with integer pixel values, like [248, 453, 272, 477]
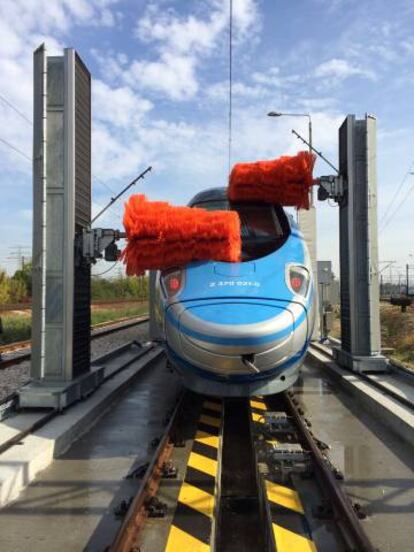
[135, 0, 259, 55]
[252, 67, 303, 88]
[0, 0, 120, 34]
[314, 58, 375, 81]
[207, 80, 268, 101]
[0, 0, 121, 174]
[125, 0, 260, 100]
[125, 53, 198, 100]
[93, 80, 153, 127]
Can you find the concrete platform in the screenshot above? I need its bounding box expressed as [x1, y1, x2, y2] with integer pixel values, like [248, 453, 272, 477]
[0, 345, 163, 508]
[0, 356, 181, 552]
[309, 347, 414, 446]
[295, 361, 414, 551]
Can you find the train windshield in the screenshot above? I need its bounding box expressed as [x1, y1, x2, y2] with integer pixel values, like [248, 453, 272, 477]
[192, 200, 290, 261]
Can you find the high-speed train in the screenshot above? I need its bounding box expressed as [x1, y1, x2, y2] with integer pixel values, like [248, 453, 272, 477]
[149, 187, 315, 397]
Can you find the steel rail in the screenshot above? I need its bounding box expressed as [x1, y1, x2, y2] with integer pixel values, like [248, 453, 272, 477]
[0, 315, 149, 369]
[109, 391, 186, 552]
[281, 391, 377, 552]
[0, 341, 159, 455]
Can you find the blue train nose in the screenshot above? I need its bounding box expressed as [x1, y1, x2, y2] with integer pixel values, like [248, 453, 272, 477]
[165, 300, 308, 377]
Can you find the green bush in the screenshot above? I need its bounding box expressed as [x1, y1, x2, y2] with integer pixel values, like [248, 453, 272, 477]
[0, 265, 30, 304]
[91, 275, 149, 301]
[0, 314, 32, 345]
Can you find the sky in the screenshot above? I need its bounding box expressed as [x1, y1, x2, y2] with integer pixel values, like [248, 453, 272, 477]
[0, 0, 414, 278]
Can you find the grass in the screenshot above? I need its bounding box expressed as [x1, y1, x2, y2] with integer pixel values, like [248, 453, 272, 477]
[91, 303, 148, 325]
[0, 312, 32, 345]
[330, 302, 414, 370]
[0, 302, 148, 347]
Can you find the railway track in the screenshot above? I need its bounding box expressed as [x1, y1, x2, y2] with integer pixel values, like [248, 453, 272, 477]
[0, 314, 149, 369]
[108, 388, 376, 552]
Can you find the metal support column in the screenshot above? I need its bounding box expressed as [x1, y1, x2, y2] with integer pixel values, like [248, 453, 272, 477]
[19, 45, 104, 409]
[333, 115, 388, 372]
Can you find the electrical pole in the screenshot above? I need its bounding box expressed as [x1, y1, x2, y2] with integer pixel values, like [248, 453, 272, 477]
[7, 245, 31, 271]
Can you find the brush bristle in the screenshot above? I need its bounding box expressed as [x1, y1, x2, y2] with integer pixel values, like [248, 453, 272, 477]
[122, 194, 241, 275]
[228, 151, 316, 209]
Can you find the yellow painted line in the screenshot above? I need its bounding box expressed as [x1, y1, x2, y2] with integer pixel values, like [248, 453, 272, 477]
[166, 525, 210, 552]
[188, 451, 218, 477]
[199, 414, 221, 428]
[272, 524, 317, 552]
[177, 481, 214, 517]
[251, 411, 265, 424]
[195, 430, 219, 449]
[265, 480, 304, 514]
[203, 400, 222, 413]
[250, 399, 266, 411]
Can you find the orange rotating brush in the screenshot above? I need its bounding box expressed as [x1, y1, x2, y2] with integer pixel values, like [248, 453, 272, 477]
[122, 194, 241, 276]
[228, 151, 316, 209]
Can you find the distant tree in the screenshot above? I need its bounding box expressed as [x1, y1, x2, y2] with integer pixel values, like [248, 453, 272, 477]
[8, 278, 27, 303]
[0, 270, 10, 304]
[91, 274, 149, 301]
[12, 261, 32, 298]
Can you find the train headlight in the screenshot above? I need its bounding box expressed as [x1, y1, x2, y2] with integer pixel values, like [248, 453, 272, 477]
[287, 265, 310, 297]
[161, 268, 184, 298]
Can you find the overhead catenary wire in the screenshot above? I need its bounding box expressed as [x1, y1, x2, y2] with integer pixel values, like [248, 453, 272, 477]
[0, 92, 33, 161]
[93, 175, 124, 218]
[0, 90, 125, 221]
[0, 136, 31, 162]
[0, 92, 32, 125]
[380, 177, 414, 234]
[228, 0, 233, 178]
[379, 160, 414, 231]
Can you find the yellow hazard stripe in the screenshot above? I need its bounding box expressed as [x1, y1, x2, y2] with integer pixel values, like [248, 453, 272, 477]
[166, 525, 210, 552]
[251, 411, 265, 424]
[187, 451, 218, 477]
[265, 480, 304, 514]
[195, 430, 219, 449]
[165, 399, 222, 551]
[203, 400, 222, 412]
[272, 524, 317, 552]
[250, 399, 266, 410]
[177, 481, 215, 517]
[199, 414, 221, 428]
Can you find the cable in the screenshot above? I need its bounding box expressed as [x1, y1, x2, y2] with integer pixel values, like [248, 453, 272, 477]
[93, 176, 123, 217]
[0, 93, 32, 125]
[228, 0, 233, 178]
[92, 260, 119, 277]
[380, 178, 414, 234]
[93, 174, 116, 196]
[379, 161, 414, 230]
[0, 136, 31, 162]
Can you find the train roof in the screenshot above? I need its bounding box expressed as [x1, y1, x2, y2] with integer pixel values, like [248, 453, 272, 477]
[189, 187, 227, 205]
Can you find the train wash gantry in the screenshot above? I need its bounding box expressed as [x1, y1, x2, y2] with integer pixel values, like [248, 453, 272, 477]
[315, 115, 388, 373]
[19, 45, 150, 410]
[21, 43, 387, 410]
[293, 114, 388, 373]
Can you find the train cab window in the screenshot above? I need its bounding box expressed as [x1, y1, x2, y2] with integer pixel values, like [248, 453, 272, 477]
[192, 200, 290, 261]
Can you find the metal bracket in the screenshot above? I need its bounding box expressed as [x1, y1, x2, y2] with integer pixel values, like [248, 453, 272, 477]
[265, 443, 312, 477]
[317, 174, 345, 203]
[79, 228, 126, 265]
[263, 412, 294, 434]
